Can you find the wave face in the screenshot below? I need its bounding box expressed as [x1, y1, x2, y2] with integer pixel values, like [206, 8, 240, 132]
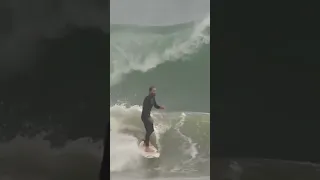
[110, 15, 210, 112]
[110, 15, 211, 179]
[0, 16, 210, 180]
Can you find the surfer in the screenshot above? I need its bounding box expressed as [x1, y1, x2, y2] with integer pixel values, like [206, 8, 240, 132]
[141, 86, 165, 152]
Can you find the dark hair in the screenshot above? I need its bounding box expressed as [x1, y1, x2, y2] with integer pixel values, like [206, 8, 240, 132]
[149, 86, 155, 92]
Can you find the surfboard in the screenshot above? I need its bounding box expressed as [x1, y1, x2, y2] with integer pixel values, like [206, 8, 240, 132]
[138, 141, 160, 158]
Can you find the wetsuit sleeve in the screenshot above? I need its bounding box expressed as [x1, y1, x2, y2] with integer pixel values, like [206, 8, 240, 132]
[143, 96, 148, 107]
[154, 98, 161, 109]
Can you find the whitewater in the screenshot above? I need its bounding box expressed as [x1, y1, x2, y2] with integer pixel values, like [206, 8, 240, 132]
[0, 4, 211, 180]
[110, 14, 210, 180]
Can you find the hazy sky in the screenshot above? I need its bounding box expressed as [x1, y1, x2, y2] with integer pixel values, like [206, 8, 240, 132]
[110, 0, 210, 25]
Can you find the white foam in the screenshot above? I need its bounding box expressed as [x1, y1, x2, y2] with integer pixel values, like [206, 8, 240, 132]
[110, 131, 142, 172]
[174, 113, 199, 161]
[110, 104, 170, 171]
[109, 104, 142, 172]
[110, 15, 210, 86]
[110, 104, 208, 173]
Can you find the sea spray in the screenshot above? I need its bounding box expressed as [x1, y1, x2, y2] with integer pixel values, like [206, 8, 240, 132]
[110, 104, 210, 174]
[110, 15, 210, 86]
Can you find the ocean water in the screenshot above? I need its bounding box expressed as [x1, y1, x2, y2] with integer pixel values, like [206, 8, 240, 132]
[110, 16, 210, 111]
[110, 15, 210, 180]
[0, 5, 319, 180]
[110, 106, 210, 179]
[0, 6, 210, 180]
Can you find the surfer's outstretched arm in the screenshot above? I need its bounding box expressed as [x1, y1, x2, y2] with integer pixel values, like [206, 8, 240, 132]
[154, 98, 164, 109]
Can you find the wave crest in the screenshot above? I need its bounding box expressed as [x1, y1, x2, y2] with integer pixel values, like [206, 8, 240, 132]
[110, 15, 210, 86]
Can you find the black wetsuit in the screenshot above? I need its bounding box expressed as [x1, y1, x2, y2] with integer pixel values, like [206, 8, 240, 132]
[141, 94, 160, 146]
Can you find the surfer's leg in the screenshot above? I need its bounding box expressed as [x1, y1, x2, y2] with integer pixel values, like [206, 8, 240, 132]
[141, 116, 150, 146]
[145, 128, 151, 146]
[143, 117, 154, 149]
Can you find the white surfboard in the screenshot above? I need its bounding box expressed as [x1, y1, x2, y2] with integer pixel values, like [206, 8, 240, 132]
[138, 141, 160, 158]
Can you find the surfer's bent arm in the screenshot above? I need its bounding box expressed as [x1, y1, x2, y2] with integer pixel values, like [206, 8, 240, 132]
[154, 98, 161, 109]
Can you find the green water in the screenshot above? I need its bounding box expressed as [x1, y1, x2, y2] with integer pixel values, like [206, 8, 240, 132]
[110, 16, 210, 180]
[110, 18, 210, 112]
